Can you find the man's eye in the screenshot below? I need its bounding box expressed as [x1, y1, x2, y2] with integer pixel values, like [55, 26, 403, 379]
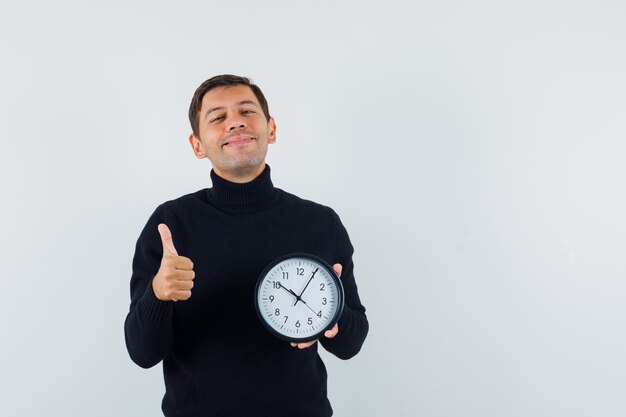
[242, 109, 255, 114]
[210, 116, 224, 123]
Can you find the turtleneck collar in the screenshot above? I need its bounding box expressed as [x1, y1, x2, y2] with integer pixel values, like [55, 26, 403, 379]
[207, 164, 277, 213]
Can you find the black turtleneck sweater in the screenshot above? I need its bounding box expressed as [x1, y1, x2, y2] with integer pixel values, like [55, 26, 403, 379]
[124, 165, 368, 417]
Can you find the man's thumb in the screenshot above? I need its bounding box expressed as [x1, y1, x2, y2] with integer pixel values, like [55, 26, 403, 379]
[158, 223, 178, 256]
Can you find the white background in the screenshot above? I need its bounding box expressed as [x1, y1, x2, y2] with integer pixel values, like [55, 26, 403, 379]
[1, 1, 625, 416]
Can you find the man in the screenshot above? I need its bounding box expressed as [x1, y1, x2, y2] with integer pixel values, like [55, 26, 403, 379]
[124, 74, 369, 417]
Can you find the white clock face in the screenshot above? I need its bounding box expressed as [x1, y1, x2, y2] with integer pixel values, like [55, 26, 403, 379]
[255, 254, 344, 342]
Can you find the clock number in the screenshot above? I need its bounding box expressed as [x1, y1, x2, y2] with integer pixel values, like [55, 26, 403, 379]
[295, 320, 301, 328]
[269, 295, 275, 303]
[307, 317, 313, 325]
[282, 272, 289, 280]
[275, 308, 280, 316]
[322, 297, 327, 305]
[273, 281, 280, 289]
[296, 268, 304, 276]
[320, 283, 325, 291]
[284, 316, 289, 324]
[317, 310, 322, 318]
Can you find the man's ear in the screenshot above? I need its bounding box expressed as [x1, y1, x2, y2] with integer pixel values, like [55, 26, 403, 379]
[189, 133, 207, 159]
[268, 117, 277, 144]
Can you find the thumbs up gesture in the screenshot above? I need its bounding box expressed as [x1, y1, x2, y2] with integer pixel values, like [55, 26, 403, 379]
[152, 223, 195, 301]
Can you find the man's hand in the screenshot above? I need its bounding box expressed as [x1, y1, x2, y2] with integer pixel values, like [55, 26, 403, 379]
[290, 263, 342, 349]
[152, 223, 195, 301]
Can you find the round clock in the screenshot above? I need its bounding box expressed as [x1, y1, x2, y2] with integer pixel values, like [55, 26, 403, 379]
[255, 253, 344, 343]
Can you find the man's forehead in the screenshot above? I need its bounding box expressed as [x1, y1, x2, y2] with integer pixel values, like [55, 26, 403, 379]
[201, 85, 260, 108]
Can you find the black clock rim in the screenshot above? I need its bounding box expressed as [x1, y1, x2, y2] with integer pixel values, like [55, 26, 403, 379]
[254, 252, 345, 343]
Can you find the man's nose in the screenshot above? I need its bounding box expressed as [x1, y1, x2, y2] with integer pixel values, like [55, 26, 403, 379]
[227, 115, 245, 131]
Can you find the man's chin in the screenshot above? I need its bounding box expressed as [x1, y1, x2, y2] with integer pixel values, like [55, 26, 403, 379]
[213, 157, 266, 179]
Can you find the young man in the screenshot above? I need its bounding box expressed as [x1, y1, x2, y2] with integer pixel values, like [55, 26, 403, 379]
[124, 74, 369, 417]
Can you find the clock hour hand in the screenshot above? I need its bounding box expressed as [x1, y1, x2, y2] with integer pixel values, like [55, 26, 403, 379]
[295, 268, 319, 305]
[276, 282, 300, 302]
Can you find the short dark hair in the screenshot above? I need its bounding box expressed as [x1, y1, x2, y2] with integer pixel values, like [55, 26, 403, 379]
[188, 74, 271, 138]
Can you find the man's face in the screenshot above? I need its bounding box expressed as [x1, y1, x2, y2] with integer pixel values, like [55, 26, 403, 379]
[189, 84, 276, 182]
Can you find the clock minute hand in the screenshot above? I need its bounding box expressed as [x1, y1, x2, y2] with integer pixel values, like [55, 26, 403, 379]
[295, 268, 319, 306]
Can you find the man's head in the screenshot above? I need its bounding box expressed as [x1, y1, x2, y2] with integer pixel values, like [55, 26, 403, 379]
[189, 74, 271, 139]
[188, 75, 276, 183]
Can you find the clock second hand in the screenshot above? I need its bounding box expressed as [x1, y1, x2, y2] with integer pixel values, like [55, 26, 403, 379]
[295, 268, 319, 306]
[297, 296, 319, 317]
[277, 282, 318, 317]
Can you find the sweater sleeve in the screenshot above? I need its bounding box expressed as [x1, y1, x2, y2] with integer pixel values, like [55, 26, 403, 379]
[124, 207, 175, 368]
[320, 211, 369, 359]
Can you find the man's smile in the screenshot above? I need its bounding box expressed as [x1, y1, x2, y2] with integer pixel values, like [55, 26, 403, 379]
[223, 134, 255, 147]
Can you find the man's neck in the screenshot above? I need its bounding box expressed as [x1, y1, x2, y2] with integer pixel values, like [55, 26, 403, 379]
[213, 163, 266, 184]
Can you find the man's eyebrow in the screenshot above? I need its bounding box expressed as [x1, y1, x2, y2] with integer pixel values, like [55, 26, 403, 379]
[237, 100, 260, 108]
[204, 100, 261, 120]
